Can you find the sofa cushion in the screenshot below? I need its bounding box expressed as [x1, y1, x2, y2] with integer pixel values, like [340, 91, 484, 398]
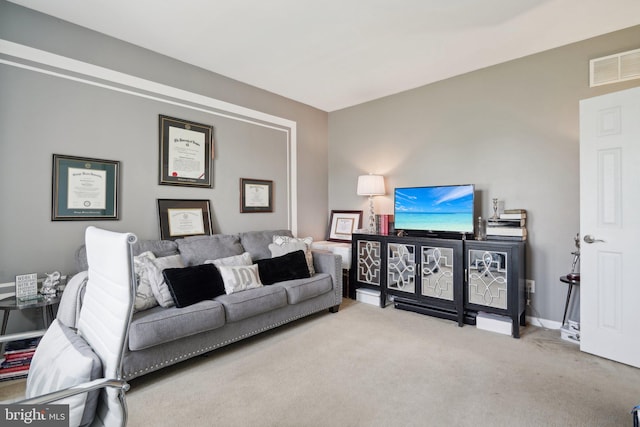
[256, 250, 310, 285]
[176, 234, 244, 266]
[133, 239, 179, 258]
[275, 273, 334, 304]
[129, 300, 226, 350]
[163, 264, 225, 308]
[238, 230, 293, 261]
[218, 264, 263, 295]
[74, 239, 179, 272]
[215, 285, 287, 322]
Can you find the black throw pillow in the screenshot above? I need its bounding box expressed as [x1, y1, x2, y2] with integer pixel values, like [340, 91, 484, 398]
[256, 250, 311, 286]
[162, 264, 225, 308]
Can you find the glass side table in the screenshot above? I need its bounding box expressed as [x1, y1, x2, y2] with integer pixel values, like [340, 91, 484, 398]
[0, 295, 61, 335]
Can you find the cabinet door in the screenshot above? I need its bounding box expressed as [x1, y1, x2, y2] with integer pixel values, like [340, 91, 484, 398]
[467, 249, 508, 310]
[421, 246, 455, 301]
[387, 242, 416, 294]
[355, 239, 383, 286]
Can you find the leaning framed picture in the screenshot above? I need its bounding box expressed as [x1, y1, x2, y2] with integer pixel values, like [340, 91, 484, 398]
[240, 178, 273, 213]
[52, 154, 120, 220]
[328, 210, 363, 242]
[157, 199, 213, 240]
[159, 115, 214, 188]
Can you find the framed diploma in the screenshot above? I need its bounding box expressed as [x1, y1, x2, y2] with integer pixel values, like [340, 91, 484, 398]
[157, 199, 213, 240]
[159, 115, 213, 188]
[52, 154, 119, 220]
[240, 178, 273, 213]
[328, 210, 363, 242]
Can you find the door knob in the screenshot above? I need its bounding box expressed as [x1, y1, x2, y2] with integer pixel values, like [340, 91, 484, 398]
[584, 234, 605, 244]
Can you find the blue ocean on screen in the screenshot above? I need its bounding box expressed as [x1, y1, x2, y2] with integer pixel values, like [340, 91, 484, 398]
[394, 212, 474, 232]
[393, 184, 475, 232]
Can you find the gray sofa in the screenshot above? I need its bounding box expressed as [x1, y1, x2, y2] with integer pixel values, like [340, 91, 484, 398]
[60, 230, 342, 380]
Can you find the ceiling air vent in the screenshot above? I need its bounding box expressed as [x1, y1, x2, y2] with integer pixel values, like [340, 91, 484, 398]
[590, 48, 640, 87]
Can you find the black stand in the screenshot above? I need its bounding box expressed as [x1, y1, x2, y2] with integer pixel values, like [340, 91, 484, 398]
[560, 275, 580, 326]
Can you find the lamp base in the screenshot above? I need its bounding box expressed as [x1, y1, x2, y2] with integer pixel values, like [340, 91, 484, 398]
[367, 196, 376, 234]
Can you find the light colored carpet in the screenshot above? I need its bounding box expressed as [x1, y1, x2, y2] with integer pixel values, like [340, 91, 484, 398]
[2, 300, 639, 426]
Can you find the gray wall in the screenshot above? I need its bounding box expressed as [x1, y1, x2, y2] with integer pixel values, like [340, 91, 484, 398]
[0, 1, 329, 283]
[328, 25, 640, 323]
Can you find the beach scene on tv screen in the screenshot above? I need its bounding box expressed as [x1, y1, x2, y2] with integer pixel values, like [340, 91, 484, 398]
[394, 185, 474, 232]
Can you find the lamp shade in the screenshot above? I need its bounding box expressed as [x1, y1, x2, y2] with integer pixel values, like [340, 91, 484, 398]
[357, 174, 385, 196]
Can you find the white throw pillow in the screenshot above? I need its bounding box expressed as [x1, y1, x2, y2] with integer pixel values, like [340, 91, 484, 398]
[26, 319, 102, 427]
[217, 264, 263, 295]
[133, 251, 158, 312]
[204, 252, 252, 267]
[142, 254, 185, 307]
[270, 235, 315, 275]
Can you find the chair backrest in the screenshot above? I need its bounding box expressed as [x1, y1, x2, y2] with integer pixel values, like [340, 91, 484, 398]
[78, 226, 137, 426]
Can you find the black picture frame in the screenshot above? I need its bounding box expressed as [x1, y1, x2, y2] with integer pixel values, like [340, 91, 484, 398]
[328, 210, 363, 242]
[52, 154, 119, 221]
[157, 199, 213, 240]
[240, 178, 273, 213]
[159, 115, 214, 188]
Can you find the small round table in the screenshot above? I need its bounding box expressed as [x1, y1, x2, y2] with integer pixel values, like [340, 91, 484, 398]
[560, 275, 580, 326]
[0, 295, 61, 335]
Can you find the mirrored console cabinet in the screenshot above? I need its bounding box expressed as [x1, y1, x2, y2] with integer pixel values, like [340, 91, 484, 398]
[351, 233, 526, 338]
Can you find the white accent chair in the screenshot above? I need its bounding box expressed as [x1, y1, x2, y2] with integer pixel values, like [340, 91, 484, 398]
[0, 226, 137, 427]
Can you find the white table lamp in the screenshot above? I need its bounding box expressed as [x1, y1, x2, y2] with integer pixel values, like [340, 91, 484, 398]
[357, 174, 385, 233]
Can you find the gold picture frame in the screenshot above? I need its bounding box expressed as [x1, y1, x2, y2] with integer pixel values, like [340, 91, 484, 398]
[328, 210, 363, 242]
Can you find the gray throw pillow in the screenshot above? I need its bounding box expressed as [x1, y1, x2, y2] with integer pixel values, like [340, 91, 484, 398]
[133, 251, 159, 312]
[143, 254, 185, 307]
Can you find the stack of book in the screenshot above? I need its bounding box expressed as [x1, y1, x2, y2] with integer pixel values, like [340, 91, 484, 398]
[487, 209, 527, 241]
[375, 214, 394, 235]
[0, 337, 41, 381]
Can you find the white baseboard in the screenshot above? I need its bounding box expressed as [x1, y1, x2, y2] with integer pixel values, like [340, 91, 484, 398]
[526, 315, 562, 330]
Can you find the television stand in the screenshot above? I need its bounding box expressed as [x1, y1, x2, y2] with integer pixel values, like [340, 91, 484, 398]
[351, 233, 526, 337]
[393, 296, 459, 322]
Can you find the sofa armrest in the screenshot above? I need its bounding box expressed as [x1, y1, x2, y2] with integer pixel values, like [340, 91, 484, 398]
[56, 271, 88, 328]
[312, 250, 343, 305]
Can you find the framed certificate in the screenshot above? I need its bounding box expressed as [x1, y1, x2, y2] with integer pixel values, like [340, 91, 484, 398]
[159, 115, 214, 188]
[240, 178, 273, 213]
[157, 199, 213, 240]
[328, 210, 363, 242]
[52, 154, 119, 220]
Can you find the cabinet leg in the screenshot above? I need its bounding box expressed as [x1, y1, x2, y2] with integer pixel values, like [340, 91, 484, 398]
[513, 317, 520, 339]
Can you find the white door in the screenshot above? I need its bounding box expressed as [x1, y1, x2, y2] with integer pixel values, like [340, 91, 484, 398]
[579, 86, 640, 368]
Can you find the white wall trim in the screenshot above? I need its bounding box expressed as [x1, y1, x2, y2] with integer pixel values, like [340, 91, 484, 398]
[526, 315, 562, 330]
[0, 39, 298, 233]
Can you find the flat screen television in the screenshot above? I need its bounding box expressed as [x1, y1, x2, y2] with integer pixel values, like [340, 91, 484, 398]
[394, 184, 475, 237]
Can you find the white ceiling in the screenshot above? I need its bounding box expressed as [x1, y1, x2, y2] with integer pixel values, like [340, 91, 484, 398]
[8, 0, 640, 112]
